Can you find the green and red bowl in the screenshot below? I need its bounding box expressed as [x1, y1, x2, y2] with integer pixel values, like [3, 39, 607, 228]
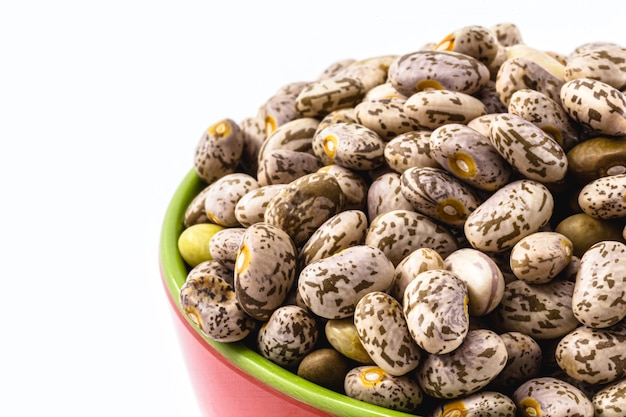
[159, 168, 419, 417]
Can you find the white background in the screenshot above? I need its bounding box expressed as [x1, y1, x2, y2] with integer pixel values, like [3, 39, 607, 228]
[1, 1, 623, 416]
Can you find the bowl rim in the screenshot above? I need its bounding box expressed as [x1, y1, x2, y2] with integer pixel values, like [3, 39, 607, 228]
[159, 168, 421, 417]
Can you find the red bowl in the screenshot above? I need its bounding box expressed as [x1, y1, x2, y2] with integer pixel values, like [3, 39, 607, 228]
[159, 169, 419, 417]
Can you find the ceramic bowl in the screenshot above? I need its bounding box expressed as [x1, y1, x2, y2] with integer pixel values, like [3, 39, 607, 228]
[159, 168, 419, 417]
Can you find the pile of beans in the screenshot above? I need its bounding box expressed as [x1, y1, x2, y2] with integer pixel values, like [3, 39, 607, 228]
[175, 22, 626, 417]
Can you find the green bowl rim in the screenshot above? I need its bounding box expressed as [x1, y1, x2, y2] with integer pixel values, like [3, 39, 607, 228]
[159, 168, 421, 417]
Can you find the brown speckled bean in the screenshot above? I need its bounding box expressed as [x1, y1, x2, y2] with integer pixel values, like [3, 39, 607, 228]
[388, 50, 490, 97]
[403, 269, 469, 354]
[416, 329, 508, 399]
[572, 240, 626, 328]
[354, 291, 422, 376]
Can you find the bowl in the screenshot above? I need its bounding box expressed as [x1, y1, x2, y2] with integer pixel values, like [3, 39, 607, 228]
[159, 168, 419, 417]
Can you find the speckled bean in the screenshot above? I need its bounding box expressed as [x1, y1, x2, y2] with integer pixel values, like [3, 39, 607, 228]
[234, 222, 297, 321]
[257, 117, 318, 164]
[389, 247, 444, 302]
[388, 50, 490, 97]
[344, 366, 423, 412]
[264, 172, 345, 245]
[366, 209, 459, 265]
[403, 89, 488, 130]
[312, 122, 386, 170]
[509, 231, 574, 284]
[429, 123, 512, 191]
[354, 291, 422, 376]
[298, 245, 395, 319]
[416, 329, 508, 399]
[317, 164, 368, 211]
[494, 279, 579, 340]
[384, 130, 438, 174]
[194, 118, 244, 183]
[487, 113, 568, 183]
[560, 78, 626, 136]
[578, 173, 626, 219]
[234, 184, 287, 227]
[179, 273, 254, 342]
[298, 209, 368, 267]
[354, 97, 421, 139]
[366, 172, 414, 223]
[203, 172, 259, 227]
[444, 247, 505, 316]
[572, 240, 626, 328]
[508, 88, 582, 151]
[257, 305, 318, 368]
[464, 179, 554, 253]
[208, 227, 245, 270]
[429, 391, 516, 417]
[592, 377, 626, 417]
[400, 166, 482, 227]
[434, 25, 500, 66]
[403, 269, 469, 354]
[512, 376, 594, 417]
[495, 57, 564, 106]
[295, 76, 366, 118]
[489, 331, 543, 390]
[257, 149, 323, 186]
[565, 45, 626, 90]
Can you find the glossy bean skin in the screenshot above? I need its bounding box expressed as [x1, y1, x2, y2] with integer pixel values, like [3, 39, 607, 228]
[354, 291, 422, 376]
[298, 245, 395, 319]
[508, 88, 582, 152]
[592, 378, 626, 417]
[487, 113, 568, 183]
[493, 279, 579, 340]
[179, 273, 254, 343]
[444, 247, 505, 316]
[257, 305, 318, 368]
[388, 50, 490, 97]
[560, 78, 626, 136]
[416, 329, 508, 399]
[578, 173, 626, 219]
[366, 209, 458, 265]
[429, 123, 511, 191]
[354, 97, 421, 140]
[234, 184, 287, 227]
[464, 180, 554, 253]
[434, 25, 500, 66]
[512, 377, 594, 417]
[567, 135, 626, 184]
[509, 231, 574, 284]
[400, 166, 481, 227]
[384, 130, 438, 174]
[298, 210, 368, 268]
[495, 57, 564, 107]
[403, 89, 488, 130]
[264, 172, 345, 245]
[257, 149, 324, 186]
[344, 366, 423, 412]
[366, 172, 414, 223]
[203, 172, 260, 227]
[403, 269, 469, 355]
[565, 45, 626, 90]
[572, 240, 626, 328]
[556, 321, 626, 385]
[194, 118, 244, 183]
[428, 391, 516, 417]
[234, 222, 297, 321]
[312, 122, 386, 170]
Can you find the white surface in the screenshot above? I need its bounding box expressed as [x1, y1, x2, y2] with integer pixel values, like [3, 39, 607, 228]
[0, 1, 623, 416]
